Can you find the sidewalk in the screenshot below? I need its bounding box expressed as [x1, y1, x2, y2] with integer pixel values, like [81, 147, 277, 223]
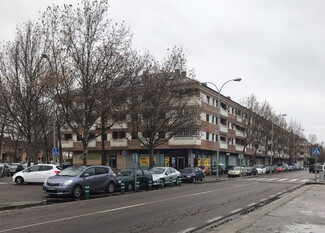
[208, 184, 325, 233]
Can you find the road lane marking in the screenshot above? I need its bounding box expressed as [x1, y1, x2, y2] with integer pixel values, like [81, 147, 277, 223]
[301, 179, 309, 182]
[230, 208, 242, 214]
[0, 182, 8, 185]
[259, 198, 267, 202]
[288, 179, 298, 182]
[277, 192, 282, 195]
[277, 178, 288, 182]
[267, 178, 279, 181]
[0, 183, 258, 232]
[269, 195, 275, 198]
[206, 216, 222, 223]
[178, 227, 195, 233]
[246, 203, 256, 207]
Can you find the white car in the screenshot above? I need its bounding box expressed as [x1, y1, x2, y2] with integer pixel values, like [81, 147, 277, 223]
[13, 164, 62, 184]
[253, 165, 266, 174]
[149, 167, 181, 186]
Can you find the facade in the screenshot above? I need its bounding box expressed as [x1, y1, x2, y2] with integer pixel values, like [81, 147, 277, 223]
[0, 137, 26, 163]
[60, 82, 304, 170]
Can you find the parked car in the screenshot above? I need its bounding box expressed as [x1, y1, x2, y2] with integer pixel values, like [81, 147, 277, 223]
[228, 166, 247, 177]
[0, 163, 9, 177]
[211, 165, 225, 175]
[199, 166, 212, 175]
[288, 165, 294, 171]
[43, 165, 117, 197]
[9, 163, 25, 176]
[265, 166, 270, 174]
[13, 164, 62, 184]
[149, 167, 181, 186]
[245, 166, 258, 176]
[181, 167, 205, 182]
[224, 165, 235, 174]
[316, 163, 325, 173]
[282, 164, 289, 171]
[275, 166, 284, 172]
[253, 165, 266, 174]
[116, 168, 153, 191]
[269, 166, 277, 173]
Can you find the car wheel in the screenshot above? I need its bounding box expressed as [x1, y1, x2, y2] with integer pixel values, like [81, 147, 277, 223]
[175, 177, 180, 185]
[107, 182, 115, 193]
[72, 185, 82, 198]
[127, 182, 133, 191]
[15, 176, 24, 185]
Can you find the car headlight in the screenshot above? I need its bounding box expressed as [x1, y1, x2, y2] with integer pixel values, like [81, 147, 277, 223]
[61, 180, 73, 186]
[118, 180, 121, 184]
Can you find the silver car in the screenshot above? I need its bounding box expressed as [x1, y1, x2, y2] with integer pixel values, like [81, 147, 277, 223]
[43, 165, 116, 198]
[149, 167, 181, 186]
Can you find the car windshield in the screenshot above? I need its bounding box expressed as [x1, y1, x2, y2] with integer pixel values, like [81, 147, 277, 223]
[183, 167, 195, 173]
[149, 167, 165, 174]
[233, 167, 242, 170]
[57, 166, 86, 176]
[117, 169, 134, 177]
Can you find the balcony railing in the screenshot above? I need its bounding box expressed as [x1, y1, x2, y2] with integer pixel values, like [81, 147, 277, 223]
[220, 108, 228, 117]
[169, 137, 201, 146]
[235, 144, 244, 152]
[235, 130, 245, 137]
[61, 140, 74, 148]
[110, 139, 128, 147]
[88, 140, 97, 148]
[220, 125, 228, 133]
[220, 141, 228, 149]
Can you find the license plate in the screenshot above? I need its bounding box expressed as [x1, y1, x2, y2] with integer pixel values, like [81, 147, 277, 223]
[47, 187, 56, 191]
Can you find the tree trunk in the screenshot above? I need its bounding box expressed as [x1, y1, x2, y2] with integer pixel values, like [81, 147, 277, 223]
[149, 146, 155, 169]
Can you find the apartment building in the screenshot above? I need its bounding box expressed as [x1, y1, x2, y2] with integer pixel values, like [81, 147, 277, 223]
[60, 82, 296, 170]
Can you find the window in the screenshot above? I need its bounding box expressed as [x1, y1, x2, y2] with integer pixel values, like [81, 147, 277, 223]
[206, 114, 210, 122]
[136, 170, 143, 176]
[159, 131, 165, 139]
[83, 167, 95, 176]
[112, 131, 125, 139]
[212, 134, 215, 141]
[175, 129, 200, 137]
[142, 130, 152, 138]
[212, 116, 215, 124]
[88, 133, 95, 140]
[131, 132, 138, 140]
[212, 99, 215, 107]
[95, 167, 108, 175]
[28, 166, 40, 172]
[206, 132, 209, 140]
[109, 156, 117, 169]
[65, 134, 72, 141]
[102, 134, 107, 141]
[40, 166, 53, 171]
[207, 96, 210, 104]
[77, 135, 82, 141]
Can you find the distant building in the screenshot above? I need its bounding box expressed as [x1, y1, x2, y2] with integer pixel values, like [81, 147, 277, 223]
[0, 137, 26, 163]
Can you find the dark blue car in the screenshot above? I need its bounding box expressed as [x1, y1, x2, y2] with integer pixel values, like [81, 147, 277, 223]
[181, 167, 205, 183]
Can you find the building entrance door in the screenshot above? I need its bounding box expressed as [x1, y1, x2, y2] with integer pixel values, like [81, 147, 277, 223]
[177, 157, 185, 170]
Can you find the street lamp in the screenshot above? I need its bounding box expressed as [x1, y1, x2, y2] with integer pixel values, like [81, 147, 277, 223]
[42, 53, 57, 164]
[202, 78, 242, 180]
[270, 113, 287, 173]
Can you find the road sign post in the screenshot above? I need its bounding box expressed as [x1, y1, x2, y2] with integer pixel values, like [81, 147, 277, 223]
[312, 148, 321, 182]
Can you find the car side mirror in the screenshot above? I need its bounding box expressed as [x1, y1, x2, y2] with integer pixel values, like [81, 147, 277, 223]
[83, 173, 90, 178]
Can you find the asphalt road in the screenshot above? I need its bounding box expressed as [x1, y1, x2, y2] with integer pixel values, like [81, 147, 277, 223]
[0, 170, 315, 233]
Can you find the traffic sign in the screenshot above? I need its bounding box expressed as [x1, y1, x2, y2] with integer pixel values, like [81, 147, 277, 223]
[312, 148, 321, 156]
[52, 148, 59, 156]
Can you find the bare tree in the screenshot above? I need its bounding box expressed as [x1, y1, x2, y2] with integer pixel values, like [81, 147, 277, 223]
[0, 21, 51, 166]
[41, 0, 135, 165]
[130, 48, 200, 169]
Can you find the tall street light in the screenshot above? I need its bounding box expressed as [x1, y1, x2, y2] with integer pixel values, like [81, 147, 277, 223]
[42, 53, 57, 164]
[202, 78, 242, 180]
[270, 113, 287, 173]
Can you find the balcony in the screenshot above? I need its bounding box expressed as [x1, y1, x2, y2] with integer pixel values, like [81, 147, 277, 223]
[169, 137, 201, 146]
[235, 130, 245, 137]
[220, 141, 228, 149]
[220, 108, 228, 117]
[88, 140, 97, 148]
[110, 122, 127, 130]
[235, 144, 244, 152]
[220, 125, 228, 133]
[61, 140, 74, 148]
[237, 116, 242, 123]
[110, 139, 128, 147]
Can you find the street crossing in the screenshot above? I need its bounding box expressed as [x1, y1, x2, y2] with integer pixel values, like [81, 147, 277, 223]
[245, 177, 310, 184]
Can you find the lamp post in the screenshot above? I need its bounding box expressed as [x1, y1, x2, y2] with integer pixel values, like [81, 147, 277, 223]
[42, 53, 57, 164]
[270, 113, 286, 173]
[203, 78, 242, 180]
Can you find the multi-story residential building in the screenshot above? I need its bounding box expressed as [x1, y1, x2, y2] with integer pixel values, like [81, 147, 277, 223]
[0, 137, 26, 163]
[60, 82, 293, 170]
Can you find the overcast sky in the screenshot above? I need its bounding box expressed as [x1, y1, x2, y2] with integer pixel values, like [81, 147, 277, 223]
[1, 0, 325, 143]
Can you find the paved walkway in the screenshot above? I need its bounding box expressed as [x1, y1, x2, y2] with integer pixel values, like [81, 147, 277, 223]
[208, 184, 325, 233]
